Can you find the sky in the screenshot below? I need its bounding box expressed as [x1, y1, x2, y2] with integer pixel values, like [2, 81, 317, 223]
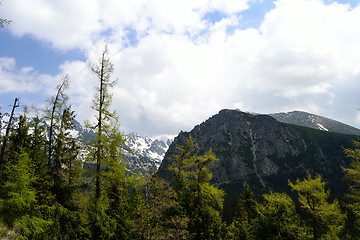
[0, 0, 360, 139]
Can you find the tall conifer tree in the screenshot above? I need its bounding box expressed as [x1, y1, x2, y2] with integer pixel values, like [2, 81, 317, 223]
[86, 46, 129, 239]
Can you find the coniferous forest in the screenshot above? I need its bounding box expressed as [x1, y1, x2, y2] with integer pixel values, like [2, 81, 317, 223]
[1, 47, 360, 240]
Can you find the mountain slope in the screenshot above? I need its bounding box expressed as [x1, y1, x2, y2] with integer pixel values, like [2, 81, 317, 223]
[269, 111, 360, 135]
[158, 109, 356, 197]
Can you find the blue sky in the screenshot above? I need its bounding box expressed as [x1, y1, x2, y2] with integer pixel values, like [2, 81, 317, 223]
[0, 0, 360, 138]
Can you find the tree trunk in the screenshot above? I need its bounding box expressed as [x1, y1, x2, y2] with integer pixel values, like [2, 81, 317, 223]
[95, 50, 106, 199]
[0, 97, 19, 166]
[48, 80, 66, 166]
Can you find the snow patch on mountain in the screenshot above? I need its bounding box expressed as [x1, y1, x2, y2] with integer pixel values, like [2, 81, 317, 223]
[269, 111, 360, 135]
[0, 113, 171, 174]
[316, 123, 328, 132]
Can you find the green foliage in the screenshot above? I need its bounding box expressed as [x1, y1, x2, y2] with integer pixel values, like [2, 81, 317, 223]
[344, 140, 360, 234]
[1, 149, 36, 224]
[45, 74, 70, 166]
[0, 115, 54, 239]
[227, 216, 254, 240]
[84, 46, 133, 239]
[13, 215, 52, 240]
[256, 193, 303, 239]
[169, 137, 226, 240]
[227, 182, 257, 240]
[289, 175, 346, 239]
[130, 173, 188, 239]
[1, 46, 359, 238]
[168, 137, 197, 193]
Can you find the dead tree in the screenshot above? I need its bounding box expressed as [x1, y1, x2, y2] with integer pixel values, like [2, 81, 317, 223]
[0, 97, 20, 166]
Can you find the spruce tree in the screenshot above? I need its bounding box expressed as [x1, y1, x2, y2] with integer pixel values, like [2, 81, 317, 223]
[46, 75, 69, 166]
[227, 182, 257, 240]
[1, 114, 53, 239]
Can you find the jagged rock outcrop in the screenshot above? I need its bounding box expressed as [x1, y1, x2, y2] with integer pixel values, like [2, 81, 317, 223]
[158, 109, 357, 195]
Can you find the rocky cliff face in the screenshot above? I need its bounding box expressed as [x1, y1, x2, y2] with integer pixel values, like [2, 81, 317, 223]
[158, 109, 356, 195]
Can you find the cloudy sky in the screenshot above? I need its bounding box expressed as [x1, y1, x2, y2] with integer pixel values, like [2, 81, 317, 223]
[0, 0, 359, 139]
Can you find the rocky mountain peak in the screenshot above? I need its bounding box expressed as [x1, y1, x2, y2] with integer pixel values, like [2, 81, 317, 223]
[158, 109, 356, 195]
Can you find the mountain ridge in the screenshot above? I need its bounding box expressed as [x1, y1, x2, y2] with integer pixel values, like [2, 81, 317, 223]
[158, 109, 357, 197]
[268, 110, 360, 135]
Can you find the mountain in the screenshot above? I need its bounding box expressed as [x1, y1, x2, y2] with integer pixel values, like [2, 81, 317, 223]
[269, 110, 360, 135]
[0, 113, 170, 175]
[158, 109, 357, 198]
[123, 133, 171, 175]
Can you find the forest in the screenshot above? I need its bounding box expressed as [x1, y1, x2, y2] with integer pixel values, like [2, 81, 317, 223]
[0, 47, 360, 240]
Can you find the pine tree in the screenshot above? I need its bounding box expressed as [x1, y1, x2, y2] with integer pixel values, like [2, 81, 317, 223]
[289, 175, 346, 240]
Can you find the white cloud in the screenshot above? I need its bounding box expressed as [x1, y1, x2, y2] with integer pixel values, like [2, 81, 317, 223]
[1, 0, 253, 51]
[1, 0, 360, 136]
[1, 0, 101, 50]
[0, 57, 54, 93]
[255, 0, 360, 96]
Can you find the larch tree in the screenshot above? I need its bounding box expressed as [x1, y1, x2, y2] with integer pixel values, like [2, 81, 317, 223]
[86, 46, 129, 239]
[289, 175, 346, 240]
[189, 150, 225, 240]
[87, 45, 118, 199]
[169, 137, 196, 186]
[169, 137, 225, 240]
[256, 192, 303, 239]
[344, 140, 360, 230]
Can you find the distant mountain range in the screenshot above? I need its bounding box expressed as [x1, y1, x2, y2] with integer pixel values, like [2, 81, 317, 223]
[1, 109, 359, 177]
[123, 133, 172, 175]
[0, 112, 171, 175]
